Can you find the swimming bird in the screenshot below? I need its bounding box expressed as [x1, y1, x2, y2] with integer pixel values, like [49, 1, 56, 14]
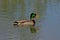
[13, 13, 39, 33]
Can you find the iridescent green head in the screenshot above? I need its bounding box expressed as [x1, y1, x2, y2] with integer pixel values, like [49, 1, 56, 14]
[30, 13, 36, 19]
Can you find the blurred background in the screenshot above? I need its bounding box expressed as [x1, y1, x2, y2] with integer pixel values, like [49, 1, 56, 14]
[0, 0, 60, 40]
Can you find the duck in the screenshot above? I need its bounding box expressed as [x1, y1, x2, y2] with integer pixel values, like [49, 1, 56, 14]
[13, 20, 35, 26]
[13, 13, 39, 33]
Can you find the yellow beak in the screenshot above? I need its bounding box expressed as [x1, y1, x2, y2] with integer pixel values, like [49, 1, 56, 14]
[36, 14, 40, 19]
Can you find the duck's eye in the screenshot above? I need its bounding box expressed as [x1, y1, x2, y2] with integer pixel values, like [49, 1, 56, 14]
[32, 15, 35, 17]
[32, 14, 36, 17]
[30, 13, 36, 18]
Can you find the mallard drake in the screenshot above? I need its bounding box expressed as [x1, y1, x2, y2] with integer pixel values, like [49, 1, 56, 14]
[13, 20, 35, 26]
[13, 13, 38, 26]
[13, 13, 39, 33]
